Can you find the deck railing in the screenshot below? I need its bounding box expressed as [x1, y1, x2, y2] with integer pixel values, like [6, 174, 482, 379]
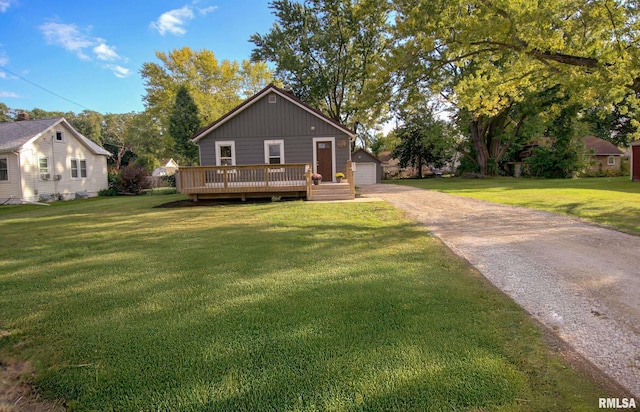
[177, 164, 310, 194]
[346, 160, 355, 195]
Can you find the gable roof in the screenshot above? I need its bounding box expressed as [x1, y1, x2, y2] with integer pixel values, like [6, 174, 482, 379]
[191, 84, 356, 143]
[0, 117, 110, 156]
[582, 136, 623, 156]
[352, 148, 381, 164]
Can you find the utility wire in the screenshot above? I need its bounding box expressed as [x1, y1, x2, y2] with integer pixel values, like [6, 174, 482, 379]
[0, 66, 93, 111]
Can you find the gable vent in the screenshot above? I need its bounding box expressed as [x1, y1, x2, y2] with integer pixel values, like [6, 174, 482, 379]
[268, 94, 276, 104]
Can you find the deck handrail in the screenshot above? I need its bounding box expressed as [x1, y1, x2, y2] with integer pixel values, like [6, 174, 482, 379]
[177, 163, 311, 194]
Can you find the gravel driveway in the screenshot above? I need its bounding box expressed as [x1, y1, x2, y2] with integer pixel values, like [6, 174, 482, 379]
[359, 183, 640, 397]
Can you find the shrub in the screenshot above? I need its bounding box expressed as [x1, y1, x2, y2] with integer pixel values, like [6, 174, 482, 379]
[162, 174, 176, 188]
[98, 188, 119, 196]
[117, 166, 151, 195]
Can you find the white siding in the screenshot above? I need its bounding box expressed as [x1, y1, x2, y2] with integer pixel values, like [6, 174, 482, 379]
[0, 152, 22, 203]
[19, 123, 107, 201]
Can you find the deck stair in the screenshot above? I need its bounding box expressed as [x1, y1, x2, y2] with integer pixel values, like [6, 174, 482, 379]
[308, 182, 354, 201]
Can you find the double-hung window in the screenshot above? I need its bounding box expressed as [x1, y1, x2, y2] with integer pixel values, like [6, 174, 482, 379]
[607, 156, 616, 166]
[215, 141, 236, 166]
[0, 157, 8, 181]
[70, 159, 88, 178]
[264, 140, 285, 165]
[39, 157, 50, 180]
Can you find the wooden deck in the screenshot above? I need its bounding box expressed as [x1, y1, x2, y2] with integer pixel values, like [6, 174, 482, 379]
[177, 162, 356, 201]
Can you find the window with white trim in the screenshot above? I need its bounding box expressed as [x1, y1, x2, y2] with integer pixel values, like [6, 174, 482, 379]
[264, 140, 284, 165]
[70, 159, 88, 178]
[215, 141, 236, 166]
[39, 157, 50, 180]
[0, 157, 8, 181]
[607, 155, 616, 166]
[55, 131, 64, 142]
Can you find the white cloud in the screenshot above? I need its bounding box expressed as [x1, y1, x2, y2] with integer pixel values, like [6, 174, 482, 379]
[150, 6, 194, 35]
[0, 91, 20, 98]
[93, 43, 120, 61]
[39, 20, 131, 79]
[108, 65, 131, 78]
[39, 22, 94, 59]
[0, 72, 6, 79]
[0, 50, 8, 66]
[198, 6, 217, 15]
[150, 3, 217, 36]
[0, 1, 11, 13]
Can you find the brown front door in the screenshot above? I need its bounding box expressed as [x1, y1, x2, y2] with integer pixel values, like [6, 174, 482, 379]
[634, 146, 640, 180]
[316, 141, 333, 181]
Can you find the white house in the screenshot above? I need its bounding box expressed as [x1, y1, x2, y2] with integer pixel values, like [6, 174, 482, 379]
[0, 117, 110, 204]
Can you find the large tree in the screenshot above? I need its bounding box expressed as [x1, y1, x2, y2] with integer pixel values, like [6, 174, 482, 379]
[250, 0, 393, 142]
[393, 0, 640, 174]
[392, 108, 456, 177]
[169, 86, 201, 165]
[102, 112, 137, 171]
[140, 47, 276, 129]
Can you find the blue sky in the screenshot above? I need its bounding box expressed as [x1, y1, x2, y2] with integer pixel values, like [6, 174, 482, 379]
[0, 0, 275, 114]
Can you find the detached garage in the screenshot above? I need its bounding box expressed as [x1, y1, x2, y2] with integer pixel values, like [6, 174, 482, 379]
[631, 141, 640, 181]
[352, 149, 381, 185]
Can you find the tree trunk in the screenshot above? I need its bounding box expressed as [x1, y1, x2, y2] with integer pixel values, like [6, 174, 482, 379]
[469, 118, 490, 175]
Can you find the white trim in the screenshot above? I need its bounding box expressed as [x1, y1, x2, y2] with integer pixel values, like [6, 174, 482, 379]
[607, 155, 616, 166]
[69, 158, 88, 179]
[264, 139, 285, 165]
[38, 156, 50, 180]
[55, 130, 65, 142]
[192, 86, 356, 143]
[312, 137, 336, 182]
[215, 141, 236, 166]
[0, 156, 8, 182]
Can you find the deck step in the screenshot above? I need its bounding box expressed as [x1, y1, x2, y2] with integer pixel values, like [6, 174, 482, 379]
[307, 181, 354, 201]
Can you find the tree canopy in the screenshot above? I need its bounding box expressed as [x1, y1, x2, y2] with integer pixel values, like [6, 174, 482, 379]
[169, 86, 201, 165]
[251, 0, 393, 140]
[141, 47, 277, 128]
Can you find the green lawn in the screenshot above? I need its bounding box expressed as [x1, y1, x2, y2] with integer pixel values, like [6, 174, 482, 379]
[387, 176, 640, 234]
[0, 196, 610, 410]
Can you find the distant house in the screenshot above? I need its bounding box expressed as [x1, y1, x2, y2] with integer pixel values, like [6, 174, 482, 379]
[582, 136, 624, 172]
[177, 84, 356, 201]
[0, 116, 110, 204]
[152, 158, 179, 177]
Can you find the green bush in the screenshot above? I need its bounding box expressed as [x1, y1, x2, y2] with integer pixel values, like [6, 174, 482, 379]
[98, 187, 119, 196]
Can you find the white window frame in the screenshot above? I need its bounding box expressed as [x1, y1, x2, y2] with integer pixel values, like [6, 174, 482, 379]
[607, 155, 616, 166]
[55, 131, 64, 142]
[264, 140, 285, 165]
[70, 158, 88, 179]
[0, 156, 8, 182]
[215, 141, 236, 166]
[38, 156, 50, 180]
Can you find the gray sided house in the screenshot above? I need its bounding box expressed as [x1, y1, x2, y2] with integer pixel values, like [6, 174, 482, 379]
[178, 84, 356, 201]
[193, 84, 353, 180]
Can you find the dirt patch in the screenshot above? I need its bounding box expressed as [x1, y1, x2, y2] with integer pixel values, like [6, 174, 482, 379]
[0, 359, 64, 412]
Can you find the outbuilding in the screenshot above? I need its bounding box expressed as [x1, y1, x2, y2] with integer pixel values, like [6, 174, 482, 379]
[351, 149, 381, 185]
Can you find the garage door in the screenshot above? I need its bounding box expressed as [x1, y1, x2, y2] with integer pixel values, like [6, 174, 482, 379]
[354, 163, 377, 185]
